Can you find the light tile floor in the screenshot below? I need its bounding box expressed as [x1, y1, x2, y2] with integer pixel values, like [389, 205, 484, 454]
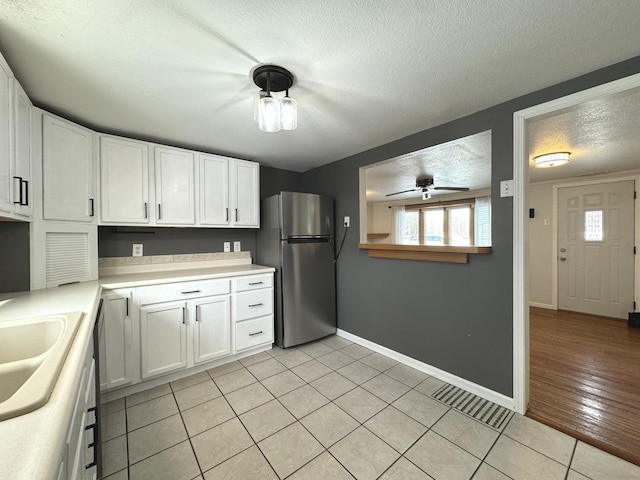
[100, 336, 640, 480]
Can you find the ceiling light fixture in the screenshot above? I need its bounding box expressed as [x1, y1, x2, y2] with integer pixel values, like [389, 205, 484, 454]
[533, 152, 571, 168]
[252, 65, 297, 132]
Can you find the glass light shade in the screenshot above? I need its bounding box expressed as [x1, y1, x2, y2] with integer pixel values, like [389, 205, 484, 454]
[258, 95, 281, 132]
[533, 152, 571, 168]
[252, 90, 267, 122]
[280, 95, 297, 130]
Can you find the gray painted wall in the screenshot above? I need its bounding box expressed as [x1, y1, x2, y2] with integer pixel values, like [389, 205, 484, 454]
[0, 222, 30, 293]
[302, 55, 640, 397]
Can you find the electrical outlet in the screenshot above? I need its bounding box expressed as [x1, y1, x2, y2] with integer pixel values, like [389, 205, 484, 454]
[344, 216, 350, 227]
[233, 241, 241, 252]
[132, 244, 143, 257]
[223, 242, 231, 252]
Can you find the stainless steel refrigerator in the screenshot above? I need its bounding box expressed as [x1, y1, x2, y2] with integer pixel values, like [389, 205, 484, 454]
[257, 192, 337, 348]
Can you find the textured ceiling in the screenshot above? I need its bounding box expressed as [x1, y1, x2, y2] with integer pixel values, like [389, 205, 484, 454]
[365, 131, 491, 203]
[1, 1, 640, 172]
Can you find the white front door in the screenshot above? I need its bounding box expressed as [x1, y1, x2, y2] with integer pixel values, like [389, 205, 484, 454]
[557, 180, 635, 318]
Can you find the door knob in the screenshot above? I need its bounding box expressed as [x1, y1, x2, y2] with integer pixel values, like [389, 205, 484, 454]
[560, 247, 566, 252]
[559, 256, 566, 261]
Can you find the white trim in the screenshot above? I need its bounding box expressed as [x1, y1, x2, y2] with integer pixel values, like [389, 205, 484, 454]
[513, 72, 640, 416]
[529, 302, 553, 310]
[336, 328, 515, 411]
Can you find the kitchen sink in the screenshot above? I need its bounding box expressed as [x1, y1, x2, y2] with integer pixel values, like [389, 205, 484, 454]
[0, 312, 84, 421]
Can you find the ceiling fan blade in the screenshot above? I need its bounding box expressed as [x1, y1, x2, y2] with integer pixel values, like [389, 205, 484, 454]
[432, 186, 470, 191]
[385, 188, 419, 197]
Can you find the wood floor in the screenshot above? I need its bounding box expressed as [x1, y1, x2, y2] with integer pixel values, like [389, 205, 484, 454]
[527, 307, 640, 466]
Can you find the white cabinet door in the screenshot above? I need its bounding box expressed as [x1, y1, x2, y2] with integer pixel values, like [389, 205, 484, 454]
[42, 114, 95, 222]
[140, 301, 188, 379]
[230, 159, 259, 227]
[101, 290, 134, 390]
[155, 146, 195, 225]
[193, 296, 231, 364]
[199, 153, 229, 225]
[12, 81, 32, 217]
[0, 53, 13, 213]
[100, 136, 149, 224]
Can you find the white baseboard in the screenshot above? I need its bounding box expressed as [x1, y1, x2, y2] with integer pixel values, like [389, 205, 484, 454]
[336, 328, 516, 411]
[529, 302, 554, 309]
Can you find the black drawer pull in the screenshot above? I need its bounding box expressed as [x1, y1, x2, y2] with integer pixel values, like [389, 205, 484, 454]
[249, 330, 264, 336]
[181, 290, 202, 294]
[248, 303, 264, 307]
[85, 422, 98, 468]
[248, 281, 264, 286]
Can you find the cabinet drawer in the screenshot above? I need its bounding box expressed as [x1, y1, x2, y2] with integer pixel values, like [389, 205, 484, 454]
[233, 274, 273, 292]
[235, 315, 274, 351]
[138, 279, 230, 304]
[234, 289, 273, 321]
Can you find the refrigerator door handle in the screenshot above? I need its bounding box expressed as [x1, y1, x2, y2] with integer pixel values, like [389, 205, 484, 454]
[286, 236, 332, 244]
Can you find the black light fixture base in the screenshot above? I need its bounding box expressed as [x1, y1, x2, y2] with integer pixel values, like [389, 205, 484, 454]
[252, 65, 294, 92]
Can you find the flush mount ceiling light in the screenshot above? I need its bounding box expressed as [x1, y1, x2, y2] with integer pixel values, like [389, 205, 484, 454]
[533, 152, 571, 168]
[252, 64, 297, 132]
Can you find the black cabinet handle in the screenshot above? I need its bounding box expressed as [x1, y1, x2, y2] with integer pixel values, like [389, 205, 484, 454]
[89, 198, 95, 217]
[12, 176, 22, 205]
[249, 331, 264, 337]
[22, 180, 28, 206]
[158, 203, 162, 219]
[248, 303, 264, 308]
[181, 290, 202, 294]
[125, 297, 129, 316]
[144, 202, 148, 219]
[248, 281, 264, 286]
[235, 208, 238, 221]
[225, 207, 229, 222]
[85, 422, 98, 469]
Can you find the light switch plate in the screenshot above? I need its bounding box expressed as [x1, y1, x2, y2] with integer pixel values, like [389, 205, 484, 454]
[223, 242, 231, 252]
[233, 241, 241, 252]
[132, 244, 143, 257]
[500, 179, 514, 197]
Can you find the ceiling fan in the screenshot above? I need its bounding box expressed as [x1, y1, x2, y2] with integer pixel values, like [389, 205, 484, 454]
[385, 177, 470, 198]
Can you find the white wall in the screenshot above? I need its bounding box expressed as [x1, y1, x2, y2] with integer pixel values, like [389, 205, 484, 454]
[528, 183, 554, 307]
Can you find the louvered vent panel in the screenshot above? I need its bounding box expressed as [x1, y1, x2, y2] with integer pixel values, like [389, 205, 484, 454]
[45, 232, 90, 286]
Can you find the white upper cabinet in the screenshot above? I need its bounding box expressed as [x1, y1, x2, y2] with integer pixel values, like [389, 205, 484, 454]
[12, 81, 33, 218]
[154, 146, 196, 225]
[230, 159, 259, 227]
[0, 53, 13, 214]
[199, 153, 229, 226]
[100, 135, 149, 224]
[42, 114, 95, 222]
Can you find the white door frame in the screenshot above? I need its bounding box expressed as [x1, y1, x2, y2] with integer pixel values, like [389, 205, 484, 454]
[512, 72, 640, 414]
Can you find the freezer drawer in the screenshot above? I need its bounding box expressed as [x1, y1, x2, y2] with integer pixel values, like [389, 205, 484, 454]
[280, 240, 336, 347]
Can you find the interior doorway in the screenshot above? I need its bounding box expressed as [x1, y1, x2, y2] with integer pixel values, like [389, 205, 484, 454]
[512, 72, 640, 415]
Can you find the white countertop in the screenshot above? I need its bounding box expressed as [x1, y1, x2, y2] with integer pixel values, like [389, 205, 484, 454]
[0, 263, 275, 480]
[0, 281, 102, 480]
[100, 263, 274, 289]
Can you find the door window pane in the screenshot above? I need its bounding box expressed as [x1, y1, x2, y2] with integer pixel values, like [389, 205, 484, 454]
[584, 210, 603, 242]
[423, 209, 444, 244]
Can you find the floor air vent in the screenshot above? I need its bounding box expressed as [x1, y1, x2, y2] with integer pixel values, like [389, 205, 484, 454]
[431, 384, 510, 430]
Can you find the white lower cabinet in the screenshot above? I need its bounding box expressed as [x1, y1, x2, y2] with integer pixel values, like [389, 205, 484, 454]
[102, 272, 273, 392]
[100, 289, 134, 390]
[64, 338, 97, 480]
[140, 300, 188, 379]
[193, 296, 231, 364]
